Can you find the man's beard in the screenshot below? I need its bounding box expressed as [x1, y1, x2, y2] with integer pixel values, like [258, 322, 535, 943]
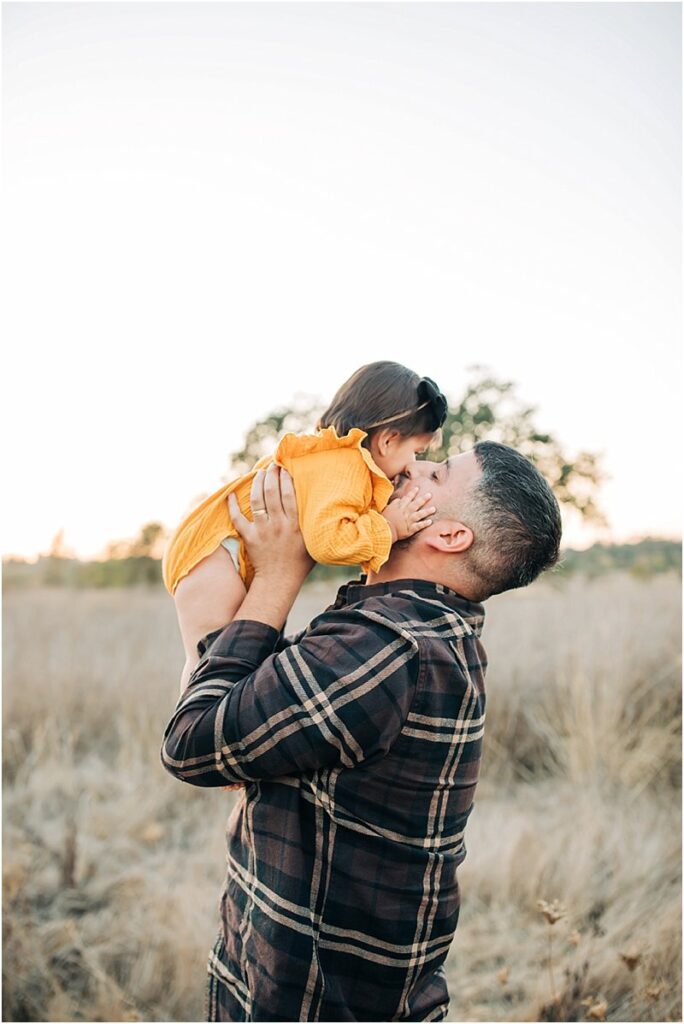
[392, 533, 419, 554]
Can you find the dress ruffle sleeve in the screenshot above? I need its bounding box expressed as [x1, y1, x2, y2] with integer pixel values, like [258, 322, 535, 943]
[274, 427, 395, 573]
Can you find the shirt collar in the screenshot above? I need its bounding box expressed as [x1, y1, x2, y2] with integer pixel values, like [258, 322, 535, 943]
[333, 576, 485, 635]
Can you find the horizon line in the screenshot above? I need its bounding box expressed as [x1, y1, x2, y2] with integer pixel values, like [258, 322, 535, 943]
[3, 533, 682, 566]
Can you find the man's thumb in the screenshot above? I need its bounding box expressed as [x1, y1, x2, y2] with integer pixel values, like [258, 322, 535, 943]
[228, 493, 248, 536]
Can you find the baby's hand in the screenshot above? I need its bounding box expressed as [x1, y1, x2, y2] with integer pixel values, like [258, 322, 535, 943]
[382, 488, 436, 542]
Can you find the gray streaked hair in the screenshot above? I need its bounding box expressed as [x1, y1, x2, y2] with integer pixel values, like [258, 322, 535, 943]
[463, 441, 562, 599]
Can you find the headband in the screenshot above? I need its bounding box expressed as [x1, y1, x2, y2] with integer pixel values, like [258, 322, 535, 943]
[365, 377, 448, 431]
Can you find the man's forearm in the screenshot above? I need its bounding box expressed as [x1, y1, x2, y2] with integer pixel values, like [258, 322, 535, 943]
[163, 619, 282, 787]
[178, 571, 304, 697]
[232, 570, 302, 632]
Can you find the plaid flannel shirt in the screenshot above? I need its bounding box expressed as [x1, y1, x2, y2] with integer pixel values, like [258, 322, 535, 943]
[162, 578, 487, 1023]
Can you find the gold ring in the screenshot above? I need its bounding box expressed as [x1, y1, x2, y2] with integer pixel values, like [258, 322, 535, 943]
[253, 508, 267, 518]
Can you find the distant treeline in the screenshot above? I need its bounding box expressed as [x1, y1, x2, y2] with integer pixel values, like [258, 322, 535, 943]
[3, 554, 163, 590]
[556, 538, 682, 578]
[2, 538, 681, 590]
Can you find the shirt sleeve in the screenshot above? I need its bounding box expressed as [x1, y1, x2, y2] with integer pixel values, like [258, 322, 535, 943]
[306, 506, 393, 573]
[195, 622, 305, 660]
[161, 610, 419, 786]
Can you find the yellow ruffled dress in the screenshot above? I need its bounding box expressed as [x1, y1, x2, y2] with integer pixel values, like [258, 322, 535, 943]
[162, 426, 395, 595]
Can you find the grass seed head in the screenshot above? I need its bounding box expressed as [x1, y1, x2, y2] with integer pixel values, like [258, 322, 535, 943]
[537, 897, 567, 925]
[137, 821, 166, 844]
[618, 951, 642, 972]
[587, 999, 608, 1021]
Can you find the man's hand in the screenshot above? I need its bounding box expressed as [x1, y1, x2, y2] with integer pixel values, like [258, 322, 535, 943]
[228, 464, 314, 630]
[382, 487, 436, 543]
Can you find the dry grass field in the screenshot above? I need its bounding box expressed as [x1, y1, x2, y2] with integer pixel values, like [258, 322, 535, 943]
[2, 573, 681, 1023]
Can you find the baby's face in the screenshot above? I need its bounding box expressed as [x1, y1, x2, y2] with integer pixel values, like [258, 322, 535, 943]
[373, 432, 436, 482]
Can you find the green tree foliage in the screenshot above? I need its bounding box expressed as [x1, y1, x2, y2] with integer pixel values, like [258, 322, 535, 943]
[229, 394, 324, 476]
[229, 368, 606, 523]
[558, 539, 682, 578]
[128, 522, 166, 559]
[48, 529, 72, 559]
[103, 522, 168, 562]
[43, 529, 76, 584]
[431, 367, 606, 523]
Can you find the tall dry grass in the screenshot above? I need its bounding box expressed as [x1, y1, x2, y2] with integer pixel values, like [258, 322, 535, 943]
[2, 573, 681, 1022]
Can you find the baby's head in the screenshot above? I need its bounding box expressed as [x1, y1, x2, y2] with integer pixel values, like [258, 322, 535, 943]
[318, 361, 448, 480]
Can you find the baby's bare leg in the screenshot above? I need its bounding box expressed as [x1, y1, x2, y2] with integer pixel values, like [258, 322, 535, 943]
[174, 546, 247, 695]
[174, 547, 247, 791]
[178, 658, 196, 696]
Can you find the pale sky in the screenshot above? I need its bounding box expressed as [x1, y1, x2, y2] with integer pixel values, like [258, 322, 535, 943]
[2, 1, 681, 559]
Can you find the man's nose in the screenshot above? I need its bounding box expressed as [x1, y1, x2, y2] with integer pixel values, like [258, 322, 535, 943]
[403, 462, 431, 479]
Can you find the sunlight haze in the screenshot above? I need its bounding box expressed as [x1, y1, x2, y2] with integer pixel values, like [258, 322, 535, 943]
[2, 2, 681, 559]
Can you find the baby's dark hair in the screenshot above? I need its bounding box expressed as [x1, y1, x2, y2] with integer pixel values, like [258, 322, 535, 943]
[317, 361, 447, 441]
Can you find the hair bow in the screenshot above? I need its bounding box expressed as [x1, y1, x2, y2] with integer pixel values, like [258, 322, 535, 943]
[418, 377, 448, 429]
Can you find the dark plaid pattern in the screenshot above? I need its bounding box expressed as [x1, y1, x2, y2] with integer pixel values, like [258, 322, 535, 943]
[162, 578, 487, 1022]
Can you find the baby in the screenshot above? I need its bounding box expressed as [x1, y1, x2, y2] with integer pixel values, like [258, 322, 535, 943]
[163, 360, 448, 690]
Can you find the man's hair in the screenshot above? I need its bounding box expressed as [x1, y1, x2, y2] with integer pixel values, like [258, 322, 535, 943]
[462, 441, 562, 600]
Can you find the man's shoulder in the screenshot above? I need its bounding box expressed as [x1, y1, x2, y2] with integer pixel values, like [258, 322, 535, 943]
[313, 580, 484, 642]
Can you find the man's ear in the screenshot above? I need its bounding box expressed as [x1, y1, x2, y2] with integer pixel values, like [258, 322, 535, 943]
[423, 521, 474, 555]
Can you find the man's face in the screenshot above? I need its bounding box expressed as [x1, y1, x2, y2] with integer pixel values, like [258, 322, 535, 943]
[391, 450, 482, 521]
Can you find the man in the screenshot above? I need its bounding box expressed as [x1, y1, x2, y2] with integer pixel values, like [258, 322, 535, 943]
[162, 442, 561, 1023]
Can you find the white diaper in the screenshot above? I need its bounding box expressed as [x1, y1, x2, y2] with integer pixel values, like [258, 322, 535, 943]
[220, 537, 241, 573]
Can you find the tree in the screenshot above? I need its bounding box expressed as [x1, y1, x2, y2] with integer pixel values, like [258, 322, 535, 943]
[47, 529, 74, 559]
[229, 394, 324, 476]
[129, 522, 167, 559]
[43, 529, 76, 585]
[103, 522, 167, 560]
[432, 367, 606, 523]
[93, 522, 167, 586]
[229, 368, 605, 523]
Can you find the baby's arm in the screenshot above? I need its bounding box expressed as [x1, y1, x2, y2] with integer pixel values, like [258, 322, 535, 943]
[382, 487, 436, 542]
[290, 449, 435, 573]
[174, 546, 247, 694]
